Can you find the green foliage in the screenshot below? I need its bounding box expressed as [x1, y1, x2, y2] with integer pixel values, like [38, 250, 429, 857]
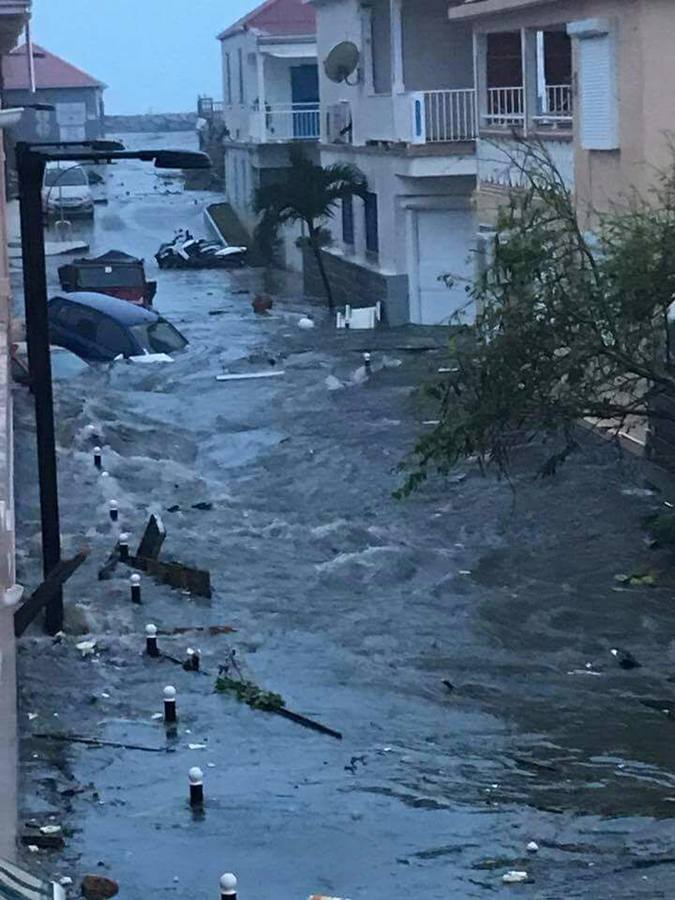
[399, 141, 675, 492]
[214, 675, 285, 711]
[645, 512, 675, 546]
[254, 146, 368, 308]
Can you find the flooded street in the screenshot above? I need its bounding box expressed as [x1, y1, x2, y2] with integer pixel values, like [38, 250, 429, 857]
[12, 134, 675, 898]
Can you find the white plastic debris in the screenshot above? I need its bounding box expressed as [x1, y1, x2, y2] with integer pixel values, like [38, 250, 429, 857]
[216, 370, 285, 382]
[502, 871, 528, 884]
[75, 640, 97, 657]
[188, 743, 207, 750]
[298, 316, 315, 330]
[151, 712, 163, 720]
[40, 825, 62, 835]
[2, 584, 23, 607]
[526, 841, 539, 853]
[59, 877, 73, 887]
[128, 353, 174, 364]
[27, 845, 39, 853]
[27, 712, 38, 721]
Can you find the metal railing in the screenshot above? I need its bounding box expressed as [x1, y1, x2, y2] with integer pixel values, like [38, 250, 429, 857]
[423, 89, 477, 142]
[264, 103, 320, 141]
[544, 84, 572, 117]
[197, 96, 224, 119]
[485, 86, 525, 127]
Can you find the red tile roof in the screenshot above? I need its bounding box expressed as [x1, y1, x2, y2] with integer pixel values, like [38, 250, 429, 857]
[2, 43, 105, 91]
[218, 0, 316, 40]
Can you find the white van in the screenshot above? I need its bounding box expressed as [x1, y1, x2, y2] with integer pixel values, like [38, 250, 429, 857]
[42, 163, 94, 218]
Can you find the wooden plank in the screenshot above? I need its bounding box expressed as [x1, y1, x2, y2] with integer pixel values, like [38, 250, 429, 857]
[136, 514, 166, 561]
[130, 555, 212, 598]
[14, 550, 90, 638]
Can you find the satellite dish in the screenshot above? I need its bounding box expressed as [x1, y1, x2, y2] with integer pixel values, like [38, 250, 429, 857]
[324, 42, 360, 85]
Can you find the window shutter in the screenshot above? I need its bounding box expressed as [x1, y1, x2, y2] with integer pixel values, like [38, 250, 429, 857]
[578, 33, 618, 150]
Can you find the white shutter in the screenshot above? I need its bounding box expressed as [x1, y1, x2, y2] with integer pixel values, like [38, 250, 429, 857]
[578, 33, 618, 150]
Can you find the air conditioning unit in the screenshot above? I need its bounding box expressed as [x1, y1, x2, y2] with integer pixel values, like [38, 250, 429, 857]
[326, 101, 352, 144]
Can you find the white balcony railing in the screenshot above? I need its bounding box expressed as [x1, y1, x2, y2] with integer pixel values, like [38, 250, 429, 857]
[264, 103, 320, 141]
[411, 89, 477, 144]
[422, 89, 477, 142]
[544, 84, 572, 117]
[485, 87, 525, 127]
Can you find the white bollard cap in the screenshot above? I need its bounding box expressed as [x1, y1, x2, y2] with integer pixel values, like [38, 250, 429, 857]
[189, 766, 203, 784]
[101, 471, 109, 478]
[220, 873, 237, 894]
[145, 623, 157, 637]
[109, 500, 118, 510]
[163, 685, 176, 700]
[130, 573, 142, 586]
[93, 445, 101, 453]
[119, 532, 130, 543]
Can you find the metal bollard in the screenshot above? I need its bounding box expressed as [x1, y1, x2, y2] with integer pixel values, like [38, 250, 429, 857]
[185, 647, 200, 671]
[145, 623, 159, 657]
[219, 873, 237, 899]
[130, 573, 142, 604]
[109, 500, 119, 522]
[119, 532, 130, 562]
[94, 446, 102, 470]
[163, 685, 177, 723]
[363, 352, 372, 374]
[189, 766, 204, 807]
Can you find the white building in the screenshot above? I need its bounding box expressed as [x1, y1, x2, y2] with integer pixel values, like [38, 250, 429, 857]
[308, 0, 478, 325]
[218, 0, 320, 270]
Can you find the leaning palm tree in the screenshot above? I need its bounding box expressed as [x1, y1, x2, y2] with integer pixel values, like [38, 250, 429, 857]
[254, 147, 368, 310]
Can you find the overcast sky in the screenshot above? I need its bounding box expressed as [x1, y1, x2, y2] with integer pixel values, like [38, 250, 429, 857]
[32, 0, 254, 114]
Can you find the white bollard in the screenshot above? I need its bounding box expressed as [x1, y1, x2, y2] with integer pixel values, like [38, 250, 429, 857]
[130, 573, 142, 604]
[109, 500, 119, 523]
[189, 766, 204, 806]
[93, 446, 102, 470]
[145, 623, 159, 657]
[119, 532, 130, 562]
[220, 873, 237, 899]
[163, 685, 177, 723]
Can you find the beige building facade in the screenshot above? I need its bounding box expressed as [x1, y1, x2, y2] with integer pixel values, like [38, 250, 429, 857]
[449, 0, 675, 226]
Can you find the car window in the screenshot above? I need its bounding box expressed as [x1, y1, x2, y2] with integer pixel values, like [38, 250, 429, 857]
[96, 317, 134, 357]
[44, 166, 88, 187]
[130, 319, 187, 355]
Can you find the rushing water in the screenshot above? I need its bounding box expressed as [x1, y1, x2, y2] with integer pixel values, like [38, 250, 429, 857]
[12, 133, 675, 899]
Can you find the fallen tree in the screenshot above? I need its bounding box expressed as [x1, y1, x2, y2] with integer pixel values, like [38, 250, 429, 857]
[399, 141, 675, 494]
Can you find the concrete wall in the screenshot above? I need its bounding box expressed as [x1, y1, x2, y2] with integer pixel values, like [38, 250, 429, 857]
[221, 31, 259, 142]
[402, 0, 474, 91]
[302, 244, 410, 324]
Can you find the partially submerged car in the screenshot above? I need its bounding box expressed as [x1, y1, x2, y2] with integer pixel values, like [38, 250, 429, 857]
[42, 162, 94, 218]
[48, 292, 188, 362]
[58, 250, 157, 307]
[10, 341, 90, 385]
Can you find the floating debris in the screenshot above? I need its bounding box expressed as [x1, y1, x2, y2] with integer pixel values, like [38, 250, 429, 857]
[502, 870, 529, 884]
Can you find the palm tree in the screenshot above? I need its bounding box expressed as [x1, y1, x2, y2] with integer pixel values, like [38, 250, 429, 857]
[254, 148, 368, 310]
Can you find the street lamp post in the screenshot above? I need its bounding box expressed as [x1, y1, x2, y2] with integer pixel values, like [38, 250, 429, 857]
[16, 140, 210, 634]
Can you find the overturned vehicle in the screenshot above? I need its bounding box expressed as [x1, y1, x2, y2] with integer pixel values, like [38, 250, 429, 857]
[58, 250, 157, 307]
[155, 230, 247, 270]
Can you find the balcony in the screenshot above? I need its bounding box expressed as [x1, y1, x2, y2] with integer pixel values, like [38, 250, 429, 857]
[483, 84, 572, 131]
[415, 89, 477, 143]
[263, 103, 320, 142]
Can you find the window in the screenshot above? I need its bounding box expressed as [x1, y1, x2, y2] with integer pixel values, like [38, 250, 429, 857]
[364, 192, 379, 255]
[238, 48, 245, 105]
[370, 0, 392, 95]
[130, 320, 188, 355]
[226, 53, 232, 105]
[96, 318, 134, 357]
[342, 196, 354, 246]
[44, 165, 88, 187]
[568, 19, 618, 150]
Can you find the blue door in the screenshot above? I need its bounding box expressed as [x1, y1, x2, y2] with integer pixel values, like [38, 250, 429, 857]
[290, 65, 319, 138]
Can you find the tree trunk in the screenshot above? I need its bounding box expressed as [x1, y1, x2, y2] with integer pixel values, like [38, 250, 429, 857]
[309, 225, 334, 311]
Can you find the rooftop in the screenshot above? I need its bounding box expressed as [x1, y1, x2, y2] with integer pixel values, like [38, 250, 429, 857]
[2, 42, 105, 91]
[218, 0, 316, 40]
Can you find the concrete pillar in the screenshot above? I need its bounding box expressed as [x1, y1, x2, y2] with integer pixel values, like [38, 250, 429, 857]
[361, 6, 374, 96]
[521, 28, 539, 135]
[256, 52, 267, 142]
[473, 32, 488, 130]
[390, 0, 405, 94]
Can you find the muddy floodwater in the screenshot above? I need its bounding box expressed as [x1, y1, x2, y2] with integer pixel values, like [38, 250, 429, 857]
[12, 133, 675, 899]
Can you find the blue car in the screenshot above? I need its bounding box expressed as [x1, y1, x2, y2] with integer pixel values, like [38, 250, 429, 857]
[48, 291, 188, 362]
